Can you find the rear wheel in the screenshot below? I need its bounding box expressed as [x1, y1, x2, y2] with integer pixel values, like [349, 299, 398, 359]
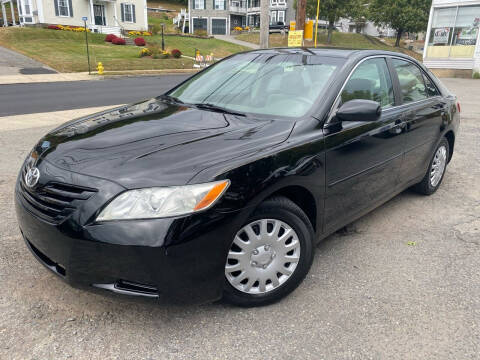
[223, 196, 314, 307]
[413, 138, 449, 195]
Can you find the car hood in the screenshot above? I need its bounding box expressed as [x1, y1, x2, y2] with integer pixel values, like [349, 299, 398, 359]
[34, 98, 294, 188]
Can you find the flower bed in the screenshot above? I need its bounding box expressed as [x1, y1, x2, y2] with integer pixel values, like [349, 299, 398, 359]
[46, 24, 90, 32]
[128, 31, 152, 36]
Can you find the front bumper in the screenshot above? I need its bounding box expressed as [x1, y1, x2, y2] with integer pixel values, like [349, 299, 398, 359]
[15, 162, 248, 304]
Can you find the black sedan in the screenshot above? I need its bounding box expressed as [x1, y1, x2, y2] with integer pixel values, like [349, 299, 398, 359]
[15, 49, 460, 307]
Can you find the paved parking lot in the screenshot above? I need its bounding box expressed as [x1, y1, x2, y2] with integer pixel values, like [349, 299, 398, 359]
[0, 78, 478, 360]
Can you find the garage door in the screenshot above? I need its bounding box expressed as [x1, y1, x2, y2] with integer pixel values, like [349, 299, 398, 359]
[193, 18, 207, 32]
[211, 19, 227, 35]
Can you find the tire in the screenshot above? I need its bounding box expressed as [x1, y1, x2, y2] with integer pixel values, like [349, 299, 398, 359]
[223, 196, 315, 307]
[413, 137, 450, 195]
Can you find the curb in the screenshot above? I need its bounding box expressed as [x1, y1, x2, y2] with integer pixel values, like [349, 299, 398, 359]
[0, 69, 199, 85]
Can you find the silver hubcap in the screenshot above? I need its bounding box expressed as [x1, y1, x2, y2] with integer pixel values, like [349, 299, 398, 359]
[430, 145, 447, 187]
[225, 219, 301, 294]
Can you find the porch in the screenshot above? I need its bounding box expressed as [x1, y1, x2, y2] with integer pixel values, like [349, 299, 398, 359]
[87, 0, 123, 36]
[1, 0, 17, 27]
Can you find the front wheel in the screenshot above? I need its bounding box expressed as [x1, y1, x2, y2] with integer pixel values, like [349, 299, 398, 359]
[223, 196, 314, 307]
[413, 138, 450, 195]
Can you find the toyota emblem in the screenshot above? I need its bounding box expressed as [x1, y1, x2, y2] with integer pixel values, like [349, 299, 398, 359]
[25, 166, 40, 188]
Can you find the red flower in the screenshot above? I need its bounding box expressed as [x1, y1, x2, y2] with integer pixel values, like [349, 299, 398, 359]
[171, 49, 182, 58]
[105, 34, 117, 42]
[112, 37, 126, 45]
[134, 37, 146, 46]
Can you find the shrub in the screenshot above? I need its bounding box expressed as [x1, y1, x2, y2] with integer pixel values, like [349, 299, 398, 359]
[139, 48, 152, 57]
[171, 49, 182, 58]
[233, 26, 243, 31]
[47, 25, 61, 30]
[194, 29, 208, 37]
[134, 37, 146, 46]
[151, 24, 161, 35]
[105, 34, 117, 42]
[112, 37, 126, 45]
[473, 72, 480, 79]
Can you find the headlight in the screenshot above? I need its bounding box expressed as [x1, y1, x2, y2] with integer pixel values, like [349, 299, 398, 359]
[96, 180, 230, 221]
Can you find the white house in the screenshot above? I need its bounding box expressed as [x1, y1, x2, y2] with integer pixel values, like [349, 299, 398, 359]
[1, 0, 148, 35]
[337, 18, 396, 37]
[423, 0, 480, 76]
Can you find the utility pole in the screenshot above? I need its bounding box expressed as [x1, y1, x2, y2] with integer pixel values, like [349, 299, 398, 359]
[296, 0, 306, 35]
[259, 0, 269, 48]
[82, 17, 91, 75]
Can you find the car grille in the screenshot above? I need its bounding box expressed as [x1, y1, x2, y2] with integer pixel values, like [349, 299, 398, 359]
[18, 167, 97, 224]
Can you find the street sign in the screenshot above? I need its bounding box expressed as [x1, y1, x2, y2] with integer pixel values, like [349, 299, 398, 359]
[288, 30, 304, 47]
[82, 16, 88, 21]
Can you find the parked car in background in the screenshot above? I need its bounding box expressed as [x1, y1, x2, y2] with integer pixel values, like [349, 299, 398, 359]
[269, 21, 289, 33]
[15, 49, 459, 307]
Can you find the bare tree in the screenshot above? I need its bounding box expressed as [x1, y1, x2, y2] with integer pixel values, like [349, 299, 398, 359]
[260, 0, 270, 48]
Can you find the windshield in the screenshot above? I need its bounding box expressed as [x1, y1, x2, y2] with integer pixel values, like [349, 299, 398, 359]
[167, 52, 344, 118]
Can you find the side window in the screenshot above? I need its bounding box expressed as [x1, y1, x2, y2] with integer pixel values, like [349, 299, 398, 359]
[341, 58, 395, 109]
[423, 74, 440, 97]
[392, 59, 427, 103]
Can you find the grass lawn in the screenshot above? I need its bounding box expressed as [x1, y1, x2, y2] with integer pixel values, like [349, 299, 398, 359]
[235, 31, 422, 61]
[0, 28, 248, 72]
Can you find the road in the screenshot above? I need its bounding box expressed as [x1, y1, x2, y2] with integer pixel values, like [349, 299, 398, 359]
[0, 75, 189, 117]
[0, 78, 479, 359]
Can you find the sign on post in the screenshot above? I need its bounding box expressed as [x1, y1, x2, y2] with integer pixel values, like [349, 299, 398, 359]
[288, 30, 304, 47]
[82, 16, 88, 21]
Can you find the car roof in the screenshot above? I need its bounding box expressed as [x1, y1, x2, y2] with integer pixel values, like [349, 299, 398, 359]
[248, 47, 415, 61]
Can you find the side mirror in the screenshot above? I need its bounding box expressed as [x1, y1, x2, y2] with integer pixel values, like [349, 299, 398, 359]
[336, 99, 382, 122]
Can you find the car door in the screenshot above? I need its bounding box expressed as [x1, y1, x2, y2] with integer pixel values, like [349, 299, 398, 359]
[390, 58, 446, 184]
[323, 57, 406, 232]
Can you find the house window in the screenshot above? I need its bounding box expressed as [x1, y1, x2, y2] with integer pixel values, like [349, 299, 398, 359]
[123, 3, 134, 22]
[23, 0, 31, 15]
[270, 10, 277, 24]
[277, 10, 285, 23]
[194, 0, 205, 10]
[214, 0, 225, 10]
[427, 5, 480, 59]
[58, 0, 70, 17]
[271, 0, 277, 5]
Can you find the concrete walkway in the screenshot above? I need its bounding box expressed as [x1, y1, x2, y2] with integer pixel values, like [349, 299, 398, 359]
[0, 46, 57, 76]
[214, 35, 259, 49]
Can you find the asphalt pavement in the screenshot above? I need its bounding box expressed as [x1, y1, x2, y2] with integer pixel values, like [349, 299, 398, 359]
[0, 75, 189, 117]
[0, 78, 478, 359]
[0, 46, 56, 76]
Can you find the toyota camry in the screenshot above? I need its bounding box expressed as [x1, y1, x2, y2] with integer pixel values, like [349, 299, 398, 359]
[15, 48, 460, 307]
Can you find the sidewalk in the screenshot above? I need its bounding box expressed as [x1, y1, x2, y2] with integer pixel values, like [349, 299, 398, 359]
[214, 35, 259, 49]
[0, 72, 95, 85]
[0, 69, 200, 85]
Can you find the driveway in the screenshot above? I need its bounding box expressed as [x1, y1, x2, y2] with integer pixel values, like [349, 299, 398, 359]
[0, 46, 56, 76]
[0, 78, 478, 359]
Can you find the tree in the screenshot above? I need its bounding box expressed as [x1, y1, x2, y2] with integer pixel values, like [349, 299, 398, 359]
[368, 0, 431, 47]
[304, 0, 363, 43]
[296, 0, 307, 37]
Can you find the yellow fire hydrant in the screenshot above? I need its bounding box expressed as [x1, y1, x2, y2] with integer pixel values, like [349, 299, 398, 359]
[97, 62, 104, 75]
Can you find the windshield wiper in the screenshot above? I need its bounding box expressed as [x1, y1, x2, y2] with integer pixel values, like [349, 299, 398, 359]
[158, 94, 184, 104]
[194, 103, 246, 117]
